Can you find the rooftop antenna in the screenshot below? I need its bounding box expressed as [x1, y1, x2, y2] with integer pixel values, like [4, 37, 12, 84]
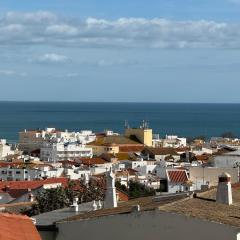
[124, 120, 129, 129]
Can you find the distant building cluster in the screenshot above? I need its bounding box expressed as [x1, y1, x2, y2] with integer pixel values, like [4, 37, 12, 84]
[0, 123, 240, 240]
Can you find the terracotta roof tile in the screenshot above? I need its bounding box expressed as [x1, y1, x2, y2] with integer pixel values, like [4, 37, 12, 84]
[145, 147, 179, 156]
[119, 146, 144, 152]
[88, 135, 142, 146]
[0, 213, 41, 240]
[80, 158, 107, 165]
[116, 189, 129, 201]
[0, 178, 68, 191]
[167, 170, 188, 183]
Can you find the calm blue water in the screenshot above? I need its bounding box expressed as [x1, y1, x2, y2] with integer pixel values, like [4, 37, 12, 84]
[0, 102, 240, 142]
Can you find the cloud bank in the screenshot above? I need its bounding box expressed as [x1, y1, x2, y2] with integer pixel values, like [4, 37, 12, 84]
[36, 53, 69, 63]
[0, 11, 240, 49]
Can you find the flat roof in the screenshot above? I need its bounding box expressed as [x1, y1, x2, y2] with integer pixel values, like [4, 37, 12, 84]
[34, 202, 93, 226]
[57, 194, 187, 223]
[159, 187, 240, 228]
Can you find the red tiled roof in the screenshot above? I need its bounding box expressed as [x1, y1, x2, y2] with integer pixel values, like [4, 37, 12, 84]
[232, 183, 240, 189]
[116, 189, 129, 201]
[167, 170, 188, 183]
[80, 158, 107, 165]
[175, 147, 191, 152]
[0, 178, 69, 199]
[0, 162, 23, 168]
[116, 168, 138, 177]
[119, 146, 144, 152]
[59, 160, 76, 165]
[145, 147, 179, 156]
[195, 154, 210, 162]
[0, 213, 41, 240]
[0, 178, 68, 191]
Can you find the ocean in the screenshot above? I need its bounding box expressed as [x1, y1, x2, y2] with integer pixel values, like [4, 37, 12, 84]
[0, 101, 240, 143]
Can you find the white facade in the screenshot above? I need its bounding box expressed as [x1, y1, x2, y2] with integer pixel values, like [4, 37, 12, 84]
[152, 135, 187, 148]
[64, 167, 91, 180]
[90, 164, 113, 175]
[189, 167, 239, 191]
[40, 142, 93, 162]
[0, 165, 64, 181]
[0, 139, 14, 159]
[192, 147, 215, 156]
[0, 167, 42, 181]
[19, 127, 96, 153]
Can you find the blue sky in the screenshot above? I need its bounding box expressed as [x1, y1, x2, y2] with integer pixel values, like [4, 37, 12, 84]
[1, 0, 240, 102]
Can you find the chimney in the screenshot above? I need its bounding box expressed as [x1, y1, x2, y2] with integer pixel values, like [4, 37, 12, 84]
[71, 197, 79, 212]
[3, 185, 10, 192]
[28, 189, 34, 202]
[83, 173, 89, 186]
[98, 200, 102, 209]
[131, 205, 140, 212]
[104, 168, 117, 209]
[92, 200, 97, 211]
[216, 172, 233, 205]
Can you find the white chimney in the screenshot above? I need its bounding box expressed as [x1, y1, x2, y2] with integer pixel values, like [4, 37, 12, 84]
[104, 168, 117, 209]
[92, 200, 97, 211]
[216, 172, 233, 205]
[83, 173, 89, 186]
[98, 200, 102, 209]
[71, 197, 79, 212]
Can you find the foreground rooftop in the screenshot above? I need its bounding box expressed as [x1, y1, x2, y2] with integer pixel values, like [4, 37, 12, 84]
[56, 185, 240, 229]
[57, 193, 188, 223]
[159, 186, 240, 228]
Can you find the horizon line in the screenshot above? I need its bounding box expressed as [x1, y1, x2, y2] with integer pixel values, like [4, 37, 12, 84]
[0, 100, 240, 105]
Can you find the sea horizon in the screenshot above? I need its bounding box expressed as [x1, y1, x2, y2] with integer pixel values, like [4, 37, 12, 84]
[1, 100, 240, 105]
[0, 101, 240, 143]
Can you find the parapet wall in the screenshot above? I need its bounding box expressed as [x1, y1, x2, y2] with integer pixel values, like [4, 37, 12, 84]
[55, 210, 240, 240]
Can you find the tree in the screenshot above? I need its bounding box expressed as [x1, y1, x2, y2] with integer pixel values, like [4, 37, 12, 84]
[186, 137, 194, 144]
[26, 179, 105, 216]
[128, 181, 155, 198]
[221, 131, 236, 139]
[115, 181, 128, 192]
[194, 135, 206, 141]
[116, 180, 155, 199]
[29, 186, 71, 215]
[79, 178, 105, 203]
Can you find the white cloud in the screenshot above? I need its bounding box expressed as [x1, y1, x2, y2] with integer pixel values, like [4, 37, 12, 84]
[37, 53, 69, 63]
[46, 24, 79, 36]
[229, 0, 240, 3]
[0, 69, 27, 77]
[0, 11, 240, 49]
[0, 70, 16, 76]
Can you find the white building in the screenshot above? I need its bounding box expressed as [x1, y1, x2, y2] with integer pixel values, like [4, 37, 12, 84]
[212, 149, 240, 168]
[191, 145, 216, 156]
[0, 167, 41, 181]
[19, 127, 96, 153]
[189, 167, 239, 191]
[0, 139, 14, 159]
[152, 135, 187, 148]
[64, 166, 91, 180]
[0, 165, 64, 181]
[40, 142, 93, 163]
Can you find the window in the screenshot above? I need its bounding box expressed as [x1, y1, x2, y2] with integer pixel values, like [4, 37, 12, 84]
[16, 171, 21, 174]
